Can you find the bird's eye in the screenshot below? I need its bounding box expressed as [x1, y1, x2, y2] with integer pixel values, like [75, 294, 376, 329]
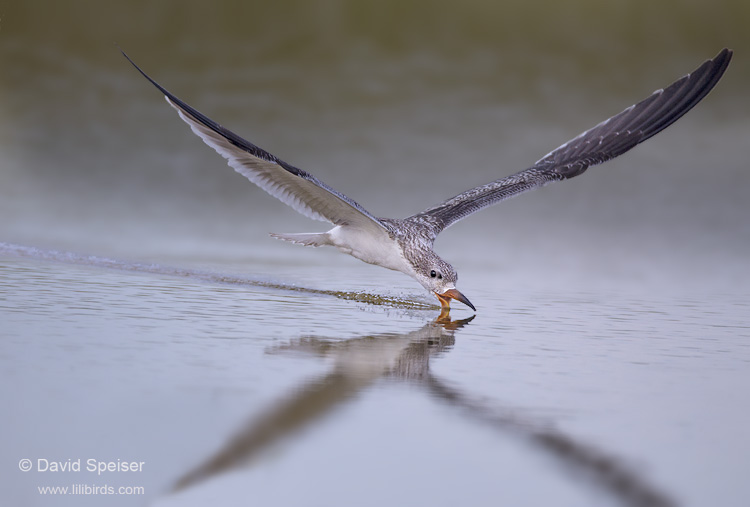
[430, 270, 437, 278]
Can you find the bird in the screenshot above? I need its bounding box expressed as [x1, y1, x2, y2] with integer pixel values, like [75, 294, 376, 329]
[123, 48, 732, 313]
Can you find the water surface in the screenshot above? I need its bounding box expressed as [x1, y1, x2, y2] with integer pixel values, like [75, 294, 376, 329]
[2, 2, 750, 506]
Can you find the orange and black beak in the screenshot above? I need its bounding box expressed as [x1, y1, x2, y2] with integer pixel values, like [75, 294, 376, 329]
[435, 288, 476, 311]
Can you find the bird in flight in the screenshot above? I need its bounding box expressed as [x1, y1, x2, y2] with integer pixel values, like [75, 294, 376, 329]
[123, 48, 731, 313]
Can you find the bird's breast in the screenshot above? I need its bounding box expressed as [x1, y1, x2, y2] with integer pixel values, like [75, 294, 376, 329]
[328, 226, 411, 275]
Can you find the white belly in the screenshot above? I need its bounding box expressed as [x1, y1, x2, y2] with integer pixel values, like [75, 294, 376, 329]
[328, 226, 411, 275]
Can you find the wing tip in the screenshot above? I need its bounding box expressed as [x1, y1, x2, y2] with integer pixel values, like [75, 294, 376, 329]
[715, 47, 733, 64]
[119, 47, 181, 104]
[712, 47, 733, 82]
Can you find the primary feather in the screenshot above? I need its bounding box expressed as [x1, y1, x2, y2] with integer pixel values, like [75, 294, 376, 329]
[413, 48, 732, 237]
[121, 51, 391, 242]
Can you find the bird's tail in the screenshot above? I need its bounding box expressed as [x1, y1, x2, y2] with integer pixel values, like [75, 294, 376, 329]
[270, 232, 332, 247]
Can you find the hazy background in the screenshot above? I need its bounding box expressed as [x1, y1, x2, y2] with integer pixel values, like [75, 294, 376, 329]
[2, 1, 749, 507]
[1, 0, 748, 291]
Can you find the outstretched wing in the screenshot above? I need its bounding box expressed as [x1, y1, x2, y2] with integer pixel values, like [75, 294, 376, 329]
[122, 51, 389, 236]
[414, 48, 732, 236]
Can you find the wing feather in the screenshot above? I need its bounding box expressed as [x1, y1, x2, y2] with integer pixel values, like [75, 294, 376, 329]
[123, 51, 389, 237]
[414, 48, 732, 236]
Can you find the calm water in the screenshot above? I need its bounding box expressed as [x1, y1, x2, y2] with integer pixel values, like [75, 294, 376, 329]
[3, 248, 750, 507]
[2, 2, 750, 506]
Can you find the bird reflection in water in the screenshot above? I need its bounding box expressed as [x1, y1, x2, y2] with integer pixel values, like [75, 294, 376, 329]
[171, 314, 675, 507]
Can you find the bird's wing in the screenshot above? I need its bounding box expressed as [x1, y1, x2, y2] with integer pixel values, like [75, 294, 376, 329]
[412, 48, 732, 236]
[122, 51, 390, 236]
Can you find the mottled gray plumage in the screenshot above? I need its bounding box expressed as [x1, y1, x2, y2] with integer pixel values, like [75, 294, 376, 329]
[414, 48, 733, 238]
[123, 48, 731, 311]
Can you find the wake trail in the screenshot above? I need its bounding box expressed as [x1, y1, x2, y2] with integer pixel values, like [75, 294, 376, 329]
[0, 242, 436, 310]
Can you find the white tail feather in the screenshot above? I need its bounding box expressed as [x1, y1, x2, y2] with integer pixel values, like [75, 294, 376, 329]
[270, 232, 331, 247]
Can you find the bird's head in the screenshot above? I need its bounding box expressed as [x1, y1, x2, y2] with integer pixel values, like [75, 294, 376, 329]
[412, 252, 475, 312]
